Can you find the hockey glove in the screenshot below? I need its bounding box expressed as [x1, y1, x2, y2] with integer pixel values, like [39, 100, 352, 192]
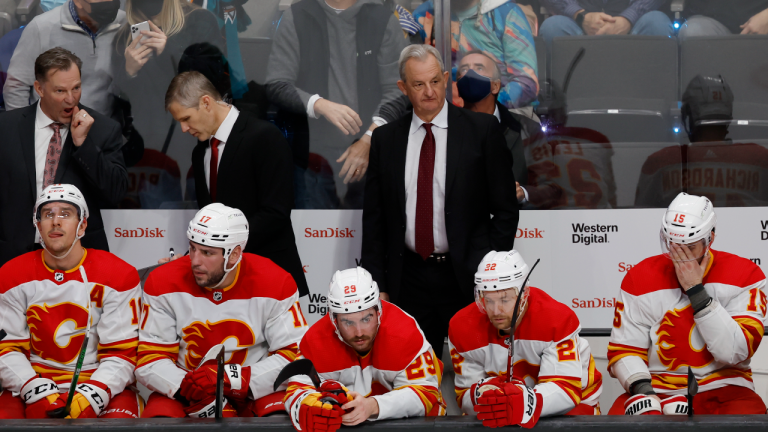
[183, 395, 237, 418]
[624, 394, 662, 415]
[61, 380, 112, 418]
[474, 383, 543, 429]
[289, 390, 345, 432]
[470, 377, 506, 406]
[180, 363, 252, 402]
[660, 395, 688, 415]
[21, 377, 60, 419]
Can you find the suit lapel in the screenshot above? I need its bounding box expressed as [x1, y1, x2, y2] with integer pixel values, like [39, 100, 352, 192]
[215, 113, 247, 195]
[393, 116, 410, 223]
[445, 104, 462, 200]
[192, 142, 211, 205]
[20, 104, 37, 195]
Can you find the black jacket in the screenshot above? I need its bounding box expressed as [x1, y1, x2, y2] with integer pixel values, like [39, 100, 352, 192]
[361, 103, 520, 302]
[192, 111, 309, 297]
[0, 102, 128, 267]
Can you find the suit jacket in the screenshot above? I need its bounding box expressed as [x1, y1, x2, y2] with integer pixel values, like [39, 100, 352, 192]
[192, 111, 309, 297]
[362, 103, 519, 303]
[0, 102, 128, 267]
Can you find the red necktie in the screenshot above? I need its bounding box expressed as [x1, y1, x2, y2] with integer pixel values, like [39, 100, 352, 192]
[209, 137, 220, 202]
[42, 123, 63, 188]
[415, 123, 435, 260]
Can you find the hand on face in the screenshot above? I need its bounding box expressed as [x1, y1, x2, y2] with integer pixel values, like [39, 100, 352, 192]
[670, 242, 709, 290]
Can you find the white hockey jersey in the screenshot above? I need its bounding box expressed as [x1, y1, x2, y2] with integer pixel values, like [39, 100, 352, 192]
[285, 302, 445, 420]
[448, 287, 602, 417]
[524, 126, 617, 209]
[608, 250, 767, 395]
[136, 253, 307, 400]
[0, 250, 140, 396]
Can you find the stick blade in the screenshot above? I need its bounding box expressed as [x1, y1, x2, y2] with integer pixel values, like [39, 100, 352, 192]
[273, 359, 321, 391]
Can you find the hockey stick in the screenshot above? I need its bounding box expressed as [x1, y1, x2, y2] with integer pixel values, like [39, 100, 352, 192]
[506, 259, 540, 383]
[215, 345, 225, 419]
[273, 359, 344, 406]
[687, 366, 697, 417]
[0, 329, 6, 341]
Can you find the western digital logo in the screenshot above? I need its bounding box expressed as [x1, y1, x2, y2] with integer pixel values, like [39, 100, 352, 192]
[571, 223, 617, 245]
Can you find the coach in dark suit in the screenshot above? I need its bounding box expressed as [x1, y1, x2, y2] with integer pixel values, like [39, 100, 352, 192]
[165, 71, 309, 297]
[362, 45, 519, 357]
[0, 48, 127, 267]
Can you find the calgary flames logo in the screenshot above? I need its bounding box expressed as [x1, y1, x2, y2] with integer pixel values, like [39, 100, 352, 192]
[656, 305, 714, 370]
[182, 320, 256, 369]
[27, 302, 89, 364]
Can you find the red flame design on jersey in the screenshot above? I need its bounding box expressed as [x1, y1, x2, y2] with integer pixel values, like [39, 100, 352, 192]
[27, 302, 89, 364]
[182, 320, 256, 369]
[656, 305, 714, 371]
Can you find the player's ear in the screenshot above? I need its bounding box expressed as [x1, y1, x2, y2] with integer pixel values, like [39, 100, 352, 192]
[78, 217, 88, 238]
[228, 245, 242, 266]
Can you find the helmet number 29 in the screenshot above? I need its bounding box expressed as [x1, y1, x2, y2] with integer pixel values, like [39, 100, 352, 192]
[673, 214, 685, 223]
[344, 285, 356, 294]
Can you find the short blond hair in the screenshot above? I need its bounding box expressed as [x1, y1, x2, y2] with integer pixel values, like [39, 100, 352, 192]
[165, 71, 222, 110]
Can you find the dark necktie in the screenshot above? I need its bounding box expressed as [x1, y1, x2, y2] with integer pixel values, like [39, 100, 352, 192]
[210, 137, 221, 202]
[42, 123, 63, 188]
[415, 123, 435, 260]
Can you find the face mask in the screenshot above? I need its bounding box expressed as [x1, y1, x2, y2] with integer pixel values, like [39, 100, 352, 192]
[133, 0, 164, 18]
[457, 68, 492, 104]
[87, 0, 121, 27]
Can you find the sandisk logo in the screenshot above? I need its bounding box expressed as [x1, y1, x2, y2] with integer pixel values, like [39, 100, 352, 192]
[516, 228, 544, 239]
[304, 228, 355, 238]
[114, 228, 166, 238]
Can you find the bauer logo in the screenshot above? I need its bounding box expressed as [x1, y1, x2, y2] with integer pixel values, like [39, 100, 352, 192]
[304, 228, 355, 238]
[571, 223, 617, 245]
[516, 228, 544, 239]
[114, 227, 166, 238]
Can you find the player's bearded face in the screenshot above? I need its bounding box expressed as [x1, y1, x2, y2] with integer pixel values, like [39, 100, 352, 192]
[482, 289, 518, 331]
[37, 203, 83, 254]
[336, 308, 380, 354]
[189, 241, 226, 287]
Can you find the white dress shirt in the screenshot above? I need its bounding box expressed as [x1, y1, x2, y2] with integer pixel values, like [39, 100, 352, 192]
[404, 100, 449, 254]
[203, 105, 240, 191]
[34, 103, 70, 194]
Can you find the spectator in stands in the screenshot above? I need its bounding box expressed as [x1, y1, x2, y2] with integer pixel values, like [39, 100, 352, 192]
[0, 48, 128, 266]
[679, 0, 768, 38]
[455, 50, 527, 183]
[635, 75, 768, 208]
[413, 0, 539, 110]
[266, 0, 408, 209]
[538, 0, 673, 45]
[4, 0, 125, 117]
[112, 0, 220, 208]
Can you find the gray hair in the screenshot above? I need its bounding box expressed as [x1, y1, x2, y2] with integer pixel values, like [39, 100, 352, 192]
[398, 44, 445, 82]
[165, 71, 222, 110]
[460, 49, 501, 81]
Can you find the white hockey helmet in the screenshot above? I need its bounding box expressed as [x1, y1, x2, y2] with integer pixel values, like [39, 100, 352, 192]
[474, 250, 531, 317]
[327, 267, 382, 342]
[187, 203, 249, 288]
[33, 184, 89, 259]
[660, 192, 716, 262]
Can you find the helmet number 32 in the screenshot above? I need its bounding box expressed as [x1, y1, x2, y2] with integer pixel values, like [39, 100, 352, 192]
[484, 264, 497, 271]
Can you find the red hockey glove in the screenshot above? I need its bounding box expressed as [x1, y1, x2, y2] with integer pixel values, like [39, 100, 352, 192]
[21, 377, 61, 419]
[288, 381, 351, 432]
[660, 395, 688, 415]
[183, 395, 237, 418]
[470, 376, 507, 406]
[180, 363, 252, 402]
[474, 383, 543, 428]
[624, 394, 662, 415]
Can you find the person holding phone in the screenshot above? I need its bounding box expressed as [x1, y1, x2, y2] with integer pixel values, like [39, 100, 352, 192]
[112, 0, 221, 196]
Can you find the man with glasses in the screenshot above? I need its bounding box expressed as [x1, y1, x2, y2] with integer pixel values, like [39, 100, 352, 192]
[0, 184, 142, 419]
[607, 192, 767, 415]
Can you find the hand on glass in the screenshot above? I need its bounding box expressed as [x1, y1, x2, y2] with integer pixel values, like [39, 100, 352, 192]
[314, 99, 363, 135]
[337, 135, 371, 184]
[341, 391, 379, 426]
[582, 12, 614, 35]
[669, 243, 709, 290]
[740, 8, 768, 34]
[596, 16, 631, 35]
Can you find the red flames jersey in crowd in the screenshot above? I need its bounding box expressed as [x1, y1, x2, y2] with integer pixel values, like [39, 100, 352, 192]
[524, 126, 617, 209]
[635, 142, 768, 207]
[448, 287, 603, 417]
[136, 253, 307, 400]
[285, 302, 445, 420]
[608, 250, 766, 394]
[0, 250, 140, 395]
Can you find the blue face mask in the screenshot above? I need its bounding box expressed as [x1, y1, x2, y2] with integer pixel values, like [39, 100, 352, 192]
[457, 69, 492, 103]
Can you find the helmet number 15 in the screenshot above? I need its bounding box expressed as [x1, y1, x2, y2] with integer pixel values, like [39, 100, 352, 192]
[673, 214, 685, 223]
